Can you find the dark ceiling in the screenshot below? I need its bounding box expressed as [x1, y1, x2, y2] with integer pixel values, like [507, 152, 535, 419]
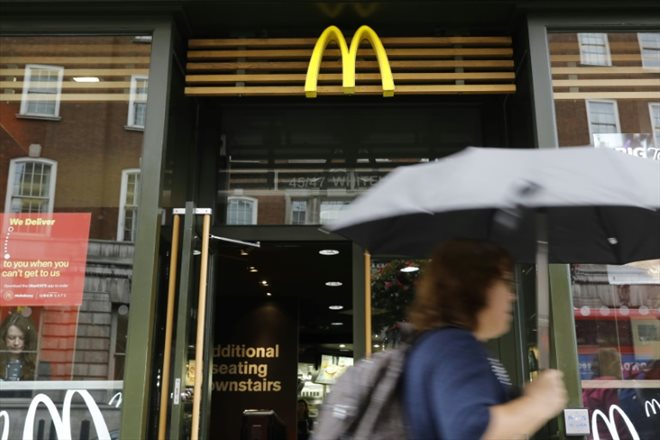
[213, 240, 354, 346]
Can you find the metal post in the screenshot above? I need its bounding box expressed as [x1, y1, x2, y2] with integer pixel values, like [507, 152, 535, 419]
[191, 214, 211, 440]
[158, 214, 181, 440]
[536, 212, 550, 370]
[364, 251, 372, 358]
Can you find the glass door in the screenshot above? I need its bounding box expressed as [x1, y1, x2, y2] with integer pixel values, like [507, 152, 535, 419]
[156, 204, 213, 440]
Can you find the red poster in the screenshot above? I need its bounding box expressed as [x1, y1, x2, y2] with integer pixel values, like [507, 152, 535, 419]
[0, 213, 91, 307]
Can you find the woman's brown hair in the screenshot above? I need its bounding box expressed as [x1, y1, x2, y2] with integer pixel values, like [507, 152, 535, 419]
[408, 240, 513, 332]
[0, 311, 37, 380]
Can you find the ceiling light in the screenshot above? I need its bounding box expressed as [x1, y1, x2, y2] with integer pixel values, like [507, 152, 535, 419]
[319, 249, 339, 256]
[266, 292, 272, 296]
[339, 344, 346, 348]
[325, 281, 343, 287]
[328, 305, 344, 310]
[249, 266, 258, 272]
[261, 280, 268, 286]
[72, 77, 100, 83]
[330, 322, 343, 326]
[400, 265, 419, 273]
[373, 344, 380, 348]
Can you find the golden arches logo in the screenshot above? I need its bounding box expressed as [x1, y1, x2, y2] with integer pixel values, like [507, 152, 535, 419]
[305, 25, 395, 98]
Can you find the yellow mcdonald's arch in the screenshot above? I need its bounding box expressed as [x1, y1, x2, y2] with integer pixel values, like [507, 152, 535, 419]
[305, 25, 395, 98]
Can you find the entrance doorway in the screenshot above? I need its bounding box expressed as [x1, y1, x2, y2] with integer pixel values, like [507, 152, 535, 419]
[210, 239, 353, 439]
[154, 207, 360, 440]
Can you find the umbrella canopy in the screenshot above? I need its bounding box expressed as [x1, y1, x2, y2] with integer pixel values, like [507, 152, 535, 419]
[328, 146, 660, 264]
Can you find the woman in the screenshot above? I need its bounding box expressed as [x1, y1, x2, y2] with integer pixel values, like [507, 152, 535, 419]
[297, 398, 312, 440]
[0, 312, 37, 381]
[403, 240, 567, 439]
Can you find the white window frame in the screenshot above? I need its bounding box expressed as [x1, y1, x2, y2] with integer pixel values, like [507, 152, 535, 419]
[19, 64, 64, 118]
[287, 198, 309, 225]
[226, 196, 258, 225]
[117, 169, 140, 241]
[650, 103, 660, 147]
[578, 33, 612, 66]
[637, 32, 660, 69]
[127, 75, 148, 129]
[586, 100, 621, 144]
[4, 158, 58, 213]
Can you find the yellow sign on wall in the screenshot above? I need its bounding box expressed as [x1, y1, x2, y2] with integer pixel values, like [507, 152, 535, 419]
[304, 25, 395, 98]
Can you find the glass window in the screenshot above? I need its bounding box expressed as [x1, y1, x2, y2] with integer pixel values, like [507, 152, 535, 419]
[319, 200, 351, 224]
[128, 75, 148, 129]
[587, 100, 620, 141]
[1, 34, 150, 439]
[638, 33, 660, 69]
[118, 169, 140, 241]
[217, 105, 483, 225]
[5, 158, 57, 213]
[650, 103, 660, 146]
[290, 199, 307, 225]
[19, 64, 64, 118]
[579, 33, 612, 66]
[549, 31, 660, 440]
[226, 196, 258, 224]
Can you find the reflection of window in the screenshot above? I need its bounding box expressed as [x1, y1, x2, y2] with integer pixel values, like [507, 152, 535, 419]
[20, 64, 64, 117]
[638, 33, 660, 68]
[110, 305, 129, 379]
[227, 196, 258, 224]
[5, 158, 57, 213]
[650, 103, 660, 146]
[127, 75, 148, 129]
[319, 200, 351, 223]
[587, 100, 620, 142]
[118, 169, 140, 241]
[291, 200, 308, 225]
[578, 33, 612, 66]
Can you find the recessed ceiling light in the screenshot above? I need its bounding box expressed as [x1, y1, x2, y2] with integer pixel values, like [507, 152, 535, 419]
[73, 77, 100, 83]
[325, 281, 343, 287]
[328, 305, 344, 310]
[261, 280, 269, 286]
[266, 292, 272, 296]
[330, 322, 343, 326]
[319, 249, 340, 256]
[249, 266, 258, 272]
[400, 265, 419, 273]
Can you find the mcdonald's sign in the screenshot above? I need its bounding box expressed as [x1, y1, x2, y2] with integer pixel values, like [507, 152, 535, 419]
[591, 404, 640, 440]
[304, 25, 395, 98]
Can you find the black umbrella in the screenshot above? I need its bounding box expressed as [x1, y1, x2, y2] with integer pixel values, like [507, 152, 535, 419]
[328, 146, 660, 368]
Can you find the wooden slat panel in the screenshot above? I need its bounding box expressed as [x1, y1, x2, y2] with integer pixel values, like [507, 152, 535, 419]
[185, 84, 516, 96]
[549, 41, 649, 51]
[186, 59, 515, 72]
[553, 79, 660, 87]
[551, 66, 660, 75]
[554, 92, 660, 99]
[188, 36, 512, 49]
[187, 48, 513, 60]
[185, 34, 515, 97]
[3, 44, 151, 55]
[550, 54, 644, 63]
[186, 72, 515, 84]
[0, 68, 149, 77]
[0, 93, 132, 102]
[0, 81, 133, 89]
[2, 56, 150, 65]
